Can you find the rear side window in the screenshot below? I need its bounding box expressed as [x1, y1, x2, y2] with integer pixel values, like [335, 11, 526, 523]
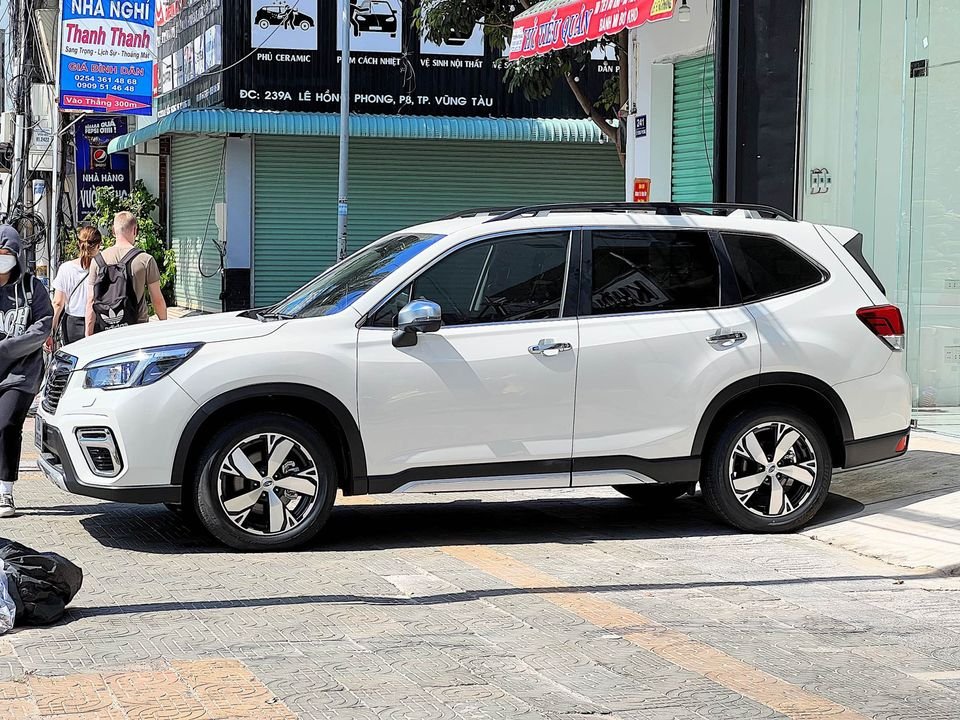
[589, 230, 720, 315]
[722, 233, 824, 303]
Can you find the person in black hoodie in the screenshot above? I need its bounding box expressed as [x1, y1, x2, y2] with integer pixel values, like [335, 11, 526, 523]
[0, 225, 52, 517]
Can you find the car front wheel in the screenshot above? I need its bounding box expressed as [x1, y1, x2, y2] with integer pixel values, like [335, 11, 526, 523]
[194, 413, 338, 551]
[258, 19, 270, 29]
[300, 20, 311, 30]
[701, 409, 832, 533]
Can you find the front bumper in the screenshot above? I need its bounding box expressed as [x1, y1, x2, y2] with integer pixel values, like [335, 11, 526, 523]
[38, 424, 181, 504]
[36, 371, 198, 505]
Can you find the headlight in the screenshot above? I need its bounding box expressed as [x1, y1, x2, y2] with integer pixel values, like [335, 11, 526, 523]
[83, 343, 203, 390]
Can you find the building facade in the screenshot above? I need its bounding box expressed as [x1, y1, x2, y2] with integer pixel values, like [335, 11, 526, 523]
[114, 0, 624, 312]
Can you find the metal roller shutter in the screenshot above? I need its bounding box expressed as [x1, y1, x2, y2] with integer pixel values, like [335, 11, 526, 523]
[170, 136, 225, 312]
[253, 136, 623, 305]
[671, 54, 715, 203]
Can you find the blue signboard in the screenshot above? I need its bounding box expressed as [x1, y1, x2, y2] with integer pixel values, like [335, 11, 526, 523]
[59, 0, 156, 115]
[75, 116, 131, 219]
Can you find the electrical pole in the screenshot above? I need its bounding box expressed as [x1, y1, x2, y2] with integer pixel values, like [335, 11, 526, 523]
[336, 0, 350, 261]
[11, 0, 31, 212]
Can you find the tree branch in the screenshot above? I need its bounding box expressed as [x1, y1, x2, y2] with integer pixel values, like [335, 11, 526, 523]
[564, 74, 616, 141]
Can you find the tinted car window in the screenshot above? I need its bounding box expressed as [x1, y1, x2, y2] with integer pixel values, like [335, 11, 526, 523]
[590, 230, 720, 315]
[371, 232, 569, 328]
[723, 233, 825, 303]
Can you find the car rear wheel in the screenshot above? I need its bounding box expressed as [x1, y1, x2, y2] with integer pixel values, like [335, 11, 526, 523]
[614, 484, 690, 504]
[300, 20, 310, 30]
[701, 408, 832, 532]
[258, 19, 270, 29]
[194, 413, 338, 551]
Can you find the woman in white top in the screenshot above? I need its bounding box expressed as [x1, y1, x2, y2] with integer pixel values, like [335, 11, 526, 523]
[50, 226, 102, 346]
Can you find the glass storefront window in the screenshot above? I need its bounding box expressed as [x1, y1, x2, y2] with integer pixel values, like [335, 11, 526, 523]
[801, 0, 960, 432]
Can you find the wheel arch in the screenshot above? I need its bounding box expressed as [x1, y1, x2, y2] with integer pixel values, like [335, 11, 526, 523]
[693, 373, 853, 468]
[173, 383, 368, 502]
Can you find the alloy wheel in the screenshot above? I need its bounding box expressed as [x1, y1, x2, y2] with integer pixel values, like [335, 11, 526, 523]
[727, 421, 818, 518]
[217, 433, 321, 536]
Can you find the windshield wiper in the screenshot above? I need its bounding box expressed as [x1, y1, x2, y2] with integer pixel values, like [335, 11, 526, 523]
[256, 311, 296, 322]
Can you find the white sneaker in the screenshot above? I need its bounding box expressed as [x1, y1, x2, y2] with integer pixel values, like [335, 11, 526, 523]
[0, 494, 15, 518]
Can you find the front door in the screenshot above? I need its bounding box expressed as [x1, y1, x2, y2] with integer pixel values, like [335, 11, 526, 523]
[573, 227, 761, 485]
[358, 230, 579, 492]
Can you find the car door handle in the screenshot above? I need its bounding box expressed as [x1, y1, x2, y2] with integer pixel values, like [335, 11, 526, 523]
[706, 331, 747, 346]
[529, 339, 573, 357]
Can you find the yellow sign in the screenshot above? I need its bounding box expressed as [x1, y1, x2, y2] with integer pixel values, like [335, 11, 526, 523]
[652, 0, 675, 15]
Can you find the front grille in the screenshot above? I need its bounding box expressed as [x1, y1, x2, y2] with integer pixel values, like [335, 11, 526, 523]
[41, 353, 78, 414]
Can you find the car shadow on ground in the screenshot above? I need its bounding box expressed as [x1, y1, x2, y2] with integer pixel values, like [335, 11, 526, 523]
[42, 448, 959, 554]
[62, 494, 734, 554]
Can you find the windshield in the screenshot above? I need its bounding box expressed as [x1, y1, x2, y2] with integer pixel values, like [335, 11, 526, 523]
[270, 233, 441, 318]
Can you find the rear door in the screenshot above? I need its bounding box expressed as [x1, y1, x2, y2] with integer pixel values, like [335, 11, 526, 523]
[572, 227, 761, 485]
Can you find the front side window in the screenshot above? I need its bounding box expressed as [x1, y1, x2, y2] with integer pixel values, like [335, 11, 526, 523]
[271, 233, 440, 318]
[722, 233, 825, 303]
[589, 230, 720, 315]
[370, 232, 570, 328]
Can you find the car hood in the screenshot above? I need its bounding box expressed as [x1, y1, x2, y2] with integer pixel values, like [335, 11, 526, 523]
[63, 312, 284, 366]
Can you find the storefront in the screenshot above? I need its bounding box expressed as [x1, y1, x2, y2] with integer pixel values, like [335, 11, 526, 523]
[800, 0, 960, 421]
[625, 0, 715, 203]
[114, 112, 622, 312]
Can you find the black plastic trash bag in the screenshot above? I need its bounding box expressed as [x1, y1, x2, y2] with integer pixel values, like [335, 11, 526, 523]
[0, 539, 82, 626]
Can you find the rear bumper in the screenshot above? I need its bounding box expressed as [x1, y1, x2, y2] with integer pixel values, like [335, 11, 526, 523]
[39, 424, 181, 505]
[843, 427, 910, 469]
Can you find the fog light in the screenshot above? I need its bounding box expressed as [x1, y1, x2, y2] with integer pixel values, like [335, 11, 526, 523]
[76, 427, 123, 477]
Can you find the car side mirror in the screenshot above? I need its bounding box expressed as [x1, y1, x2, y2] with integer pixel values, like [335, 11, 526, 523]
[392, 300, 442, 347]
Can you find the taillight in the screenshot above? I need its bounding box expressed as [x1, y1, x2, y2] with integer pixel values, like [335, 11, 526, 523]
[857, 305, 905, 350]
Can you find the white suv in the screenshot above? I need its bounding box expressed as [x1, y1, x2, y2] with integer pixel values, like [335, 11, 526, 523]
[36, 203, 911, 550]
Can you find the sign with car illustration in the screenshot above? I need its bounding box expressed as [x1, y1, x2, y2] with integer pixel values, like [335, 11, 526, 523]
[337, 0, 401, 54]
[420, 19, 484, 57]
[252, 0, 318, 51]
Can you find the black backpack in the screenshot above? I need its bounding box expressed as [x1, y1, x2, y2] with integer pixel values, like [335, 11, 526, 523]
[92, 248, 144, 331]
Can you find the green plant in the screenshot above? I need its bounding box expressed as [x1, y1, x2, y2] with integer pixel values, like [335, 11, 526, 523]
[416, 1, 628, 164]
[62, 180, 176, 306]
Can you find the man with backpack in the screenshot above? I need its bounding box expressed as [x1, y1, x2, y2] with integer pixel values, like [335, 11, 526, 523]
[85, 211, 167, 336]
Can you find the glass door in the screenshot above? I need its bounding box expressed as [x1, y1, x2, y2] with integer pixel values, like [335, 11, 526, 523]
[907, 0, 960, 431]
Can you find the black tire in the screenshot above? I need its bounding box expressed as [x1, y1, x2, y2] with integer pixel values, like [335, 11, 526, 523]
[300, 20, 310, 30]
[701, 408, 832, 533]
[258, 19, 270, 29]
[194, 413, 338, 551]
[614, 484, 689, 504]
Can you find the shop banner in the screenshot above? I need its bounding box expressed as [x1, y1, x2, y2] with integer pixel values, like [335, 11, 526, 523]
[75, 116, 131, 219]
[59, 0, 156, 115]
[509, 0, 674, 60]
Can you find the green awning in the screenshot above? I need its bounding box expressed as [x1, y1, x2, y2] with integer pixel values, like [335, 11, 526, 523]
[108, 109, 608, 153]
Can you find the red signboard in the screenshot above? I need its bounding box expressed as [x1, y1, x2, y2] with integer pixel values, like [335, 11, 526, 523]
[509, 0, 675, 61]
[633, 178, 651, 202]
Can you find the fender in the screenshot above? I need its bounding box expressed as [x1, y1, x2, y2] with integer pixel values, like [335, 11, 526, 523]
[171, 383, 368, 493]
[691, 372, 854, 456]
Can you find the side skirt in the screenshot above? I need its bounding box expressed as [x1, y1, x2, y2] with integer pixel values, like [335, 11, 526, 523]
[368, 456, 701, 494]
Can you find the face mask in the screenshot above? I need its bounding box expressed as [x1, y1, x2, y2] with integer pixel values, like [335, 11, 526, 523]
[0, 256, 17, 274]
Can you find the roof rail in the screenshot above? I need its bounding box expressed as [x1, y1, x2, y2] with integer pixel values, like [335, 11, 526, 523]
[484, 202, 796, 223]
[439, 207, 519, 220]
